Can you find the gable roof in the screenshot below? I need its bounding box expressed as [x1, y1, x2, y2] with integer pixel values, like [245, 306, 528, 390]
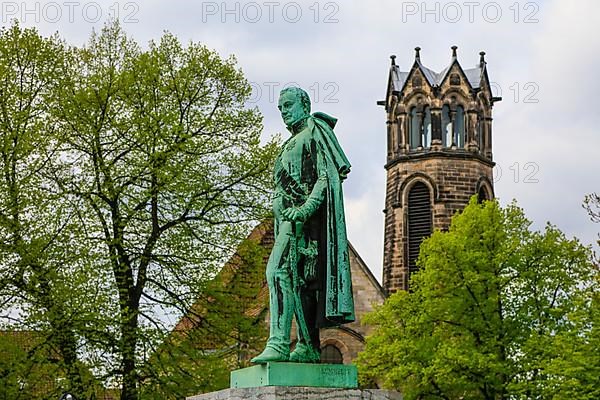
[173, 220, 273, 333]
[348, 242, 385, 299]
[172, 220, 385, 336]
[385, 47, 491, 106]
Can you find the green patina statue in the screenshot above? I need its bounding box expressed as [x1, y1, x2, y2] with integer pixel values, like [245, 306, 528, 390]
[251, 87, 354, 364]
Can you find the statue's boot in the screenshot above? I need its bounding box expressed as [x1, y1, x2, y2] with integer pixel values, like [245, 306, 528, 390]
[289, 342, 320, 363]
[251, 346, 289, 363]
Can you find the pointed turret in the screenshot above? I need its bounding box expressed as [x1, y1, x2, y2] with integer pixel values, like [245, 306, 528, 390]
[380, 48, 499, 293]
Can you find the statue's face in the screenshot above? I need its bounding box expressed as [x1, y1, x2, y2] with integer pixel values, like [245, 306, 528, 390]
[278, 91, 308, 128]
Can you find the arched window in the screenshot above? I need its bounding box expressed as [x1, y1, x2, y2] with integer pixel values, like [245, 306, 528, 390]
[423, 106, 432, 148]
[407, 182, 432, 278]
[477, 186, 489, 203]
[409, 107, 419, 149]
[442, 104, 466, 148]
[441, 104, 452, 147]
[409, 106, 431, 149]
[455, 105, 465, 148]
[320, 344, 343, 364]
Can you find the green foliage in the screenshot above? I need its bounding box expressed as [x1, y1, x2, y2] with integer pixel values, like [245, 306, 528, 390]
[357, 197, 598, 400]
[139, 236, 269, 399]
[0, 21, 100, 397]
[0, 20, 277, 400]
[583, 192, 600, 247]
[0, 331, 61, 399]
[0, 331, 109, 400]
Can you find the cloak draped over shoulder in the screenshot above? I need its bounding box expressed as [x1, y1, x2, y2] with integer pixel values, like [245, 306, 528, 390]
[310, 113, 354, 326]
[273, 112, 354, 327]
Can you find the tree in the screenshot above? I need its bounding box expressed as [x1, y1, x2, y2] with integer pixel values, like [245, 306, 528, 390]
[583, 192, 600, 246]
[542, 192, 600, 399]
[0, 22, 101, 398]
[0, 20, 278, 399]
[139, 232, 270, 399]
[49, 21, 278, 400]
[357, 198, 598, 400]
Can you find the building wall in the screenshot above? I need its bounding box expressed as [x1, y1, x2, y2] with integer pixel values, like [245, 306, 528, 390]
[382, 154, 494, 293]
[381, 50, 498, 295]
[319, 244, 386, 363]
[275, 243, 386, 364]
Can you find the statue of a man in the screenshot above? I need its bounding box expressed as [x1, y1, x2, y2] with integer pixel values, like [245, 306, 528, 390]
[251, 87, 354, 364]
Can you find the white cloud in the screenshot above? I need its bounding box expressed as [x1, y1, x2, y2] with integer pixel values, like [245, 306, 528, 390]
[344, 177, 386, 282]
[13, 0, 600, 278]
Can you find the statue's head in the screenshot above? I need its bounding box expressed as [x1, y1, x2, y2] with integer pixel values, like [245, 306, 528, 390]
[278, 87, 311, 128]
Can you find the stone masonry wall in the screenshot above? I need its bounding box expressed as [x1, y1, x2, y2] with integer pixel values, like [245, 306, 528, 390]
[382, 154, 494, 293]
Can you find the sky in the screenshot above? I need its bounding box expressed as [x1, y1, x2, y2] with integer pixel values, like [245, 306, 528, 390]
[15, 0, 600, 282]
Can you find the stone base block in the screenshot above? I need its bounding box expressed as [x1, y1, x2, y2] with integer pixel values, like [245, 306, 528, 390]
[186, 386, 403, 400]
[230, 362, 357, 389]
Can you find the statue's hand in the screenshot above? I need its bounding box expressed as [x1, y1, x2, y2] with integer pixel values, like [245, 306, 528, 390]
[282, 207, 306, 222]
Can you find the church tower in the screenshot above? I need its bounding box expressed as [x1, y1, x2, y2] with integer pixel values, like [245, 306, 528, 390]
[379, 46, 501, 294]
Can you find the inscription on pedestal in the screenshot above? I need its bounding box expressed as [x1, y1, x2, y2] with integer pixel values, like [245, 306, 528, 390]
[321, 366, 347, 377]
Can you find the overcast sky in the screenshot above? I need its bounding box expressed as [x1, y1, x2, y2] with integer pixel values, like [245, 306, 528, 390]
[17, 0, 600, 282]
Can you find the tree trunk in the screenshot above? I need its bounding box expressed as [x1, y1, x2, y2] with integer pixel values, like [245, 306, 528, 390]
[120, 304, 139, 400]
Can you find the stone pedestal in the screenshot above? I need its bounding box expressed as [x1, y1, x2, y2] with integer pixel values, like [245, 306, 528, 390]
[186, 363, 402, 399]
[231, 362, 357, 389]
[186, 386, 403, 400]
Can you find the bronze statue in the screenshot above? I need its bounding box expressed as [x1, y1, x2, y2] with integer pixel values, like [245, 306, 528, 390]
[251, 87, 354, 364]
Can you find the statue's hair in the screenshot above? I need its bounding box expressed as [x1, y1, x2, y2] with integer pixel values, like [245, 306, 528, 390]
[280, 87, 311, 114]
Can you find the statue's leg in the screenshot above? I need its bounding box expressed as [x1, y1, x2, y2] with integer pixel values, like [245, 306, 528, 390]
[251, 222, 293, 363]
[289, 288, 321, 363]
[300, 288, 320, 349]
